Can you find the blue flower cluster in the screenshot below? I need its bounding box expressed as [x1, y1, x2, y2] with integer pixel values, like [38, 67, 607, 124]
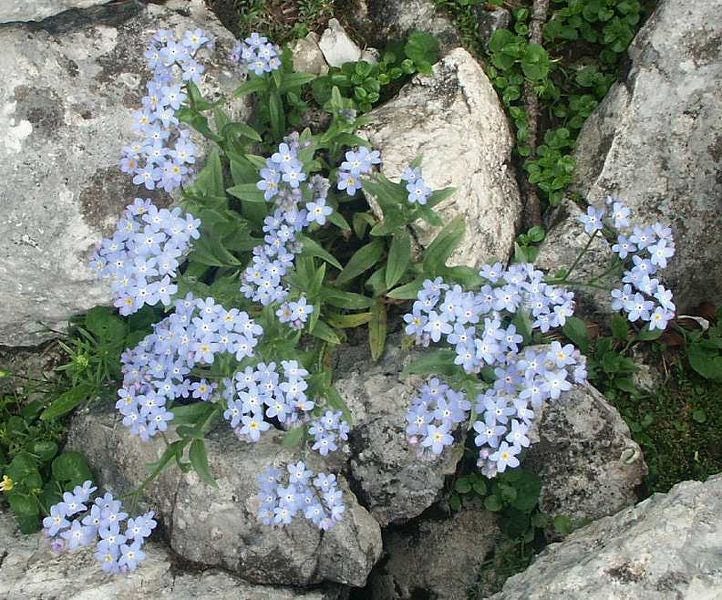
[579, 197, 676, 331]
[309, 410, 350, 456]
[400, 166, 432, 205]
[243, 137, 331, 325]
[337, 147, 382, 196]
[257, 462, 344, 530]
[221, 360, 314, 441]
[90, 198, 199, 316]
[403, 263, 582, 477]
[120, 29, 213, 192]
[472, 343, 586, 477]
[406, 378, 471, 455]
[118, 294, 263, 440]
[404, 264, 575, 371]
[42, 480, 156, 574]
[230, 32, 281, 76]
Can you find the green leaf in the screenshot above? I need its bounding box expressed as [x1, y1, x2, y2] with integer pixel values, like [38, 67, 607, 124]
[328, 211, 351, 231]
[403, 349, 460, 377]
[41, 383, 94, 421]
[310, 319, 341, 345]
[282, 426, 306, 448]
[385, 230, 412, 290]
[279, 72, 317, 91]
[233, 76, 268, 97]
[189, 439, 217, 487]
[8, 494, 39, 518]
[448, 493, 462, 512]
[335, 239, 385, 285]
[32, 441, 58, 463]
[322, 288, 374, 309]
[472, 478, 487, 496]
[444, 266, 485, 288]
[484, 495, 503, 512]
[171, 402, 215, 427]
[553, 514, 573, 535]
[636, 326, 664, 341]
[300, 235, 343, 271]
[7, 453, 38, 480]
[404, 31, 440, 70]
[51, 451, 92, 485]
[423, 215, 465, 276]
[222, 121, 263, 143]
[611, 314, 629, 341]
[193, 150, 225, 198]
[455, 478, 472, 494]
[387, 277, 424, 300]
[269, 91, 285, 140]
[505, 470, 541, 513]
[562, 316, 590, 353]
[226, 183, 268, 203]
[83, 307, 128, 342]
[688, 343, 722, 381]
[326, 312, 372, 328]
[188, 234, 241, 268]
[369, 299, 388, 361]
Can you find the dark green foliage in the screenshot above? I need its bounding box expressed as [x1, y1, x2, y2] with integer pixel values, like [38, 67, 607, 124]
[434, 0, 654, 207]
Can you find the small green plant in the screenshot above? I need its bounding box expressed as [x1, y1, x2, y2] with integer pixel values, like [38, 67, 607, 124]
[683, 308, 722, 382]
[450, 467, 575, 596]
[0, 393, 92, 533]
[435, 0, 653, 208]
[312, 32, 441, 112]
[513, 224, 546, 263]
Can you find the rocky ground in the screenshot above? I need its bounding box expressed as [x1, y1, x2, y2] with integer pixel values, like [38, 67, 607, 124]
[0, 0, 720, 598]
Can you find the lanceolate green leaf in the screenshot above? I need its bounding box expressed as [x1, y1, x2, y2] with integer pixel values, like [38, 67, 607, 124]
[189, 439, 217, 487]
[300, 235, 343, 271]
[369, 299, 387, 361]
[385, 230, 412, 290]
[423, 215, 465, 276]
[336, 239, 385, 285]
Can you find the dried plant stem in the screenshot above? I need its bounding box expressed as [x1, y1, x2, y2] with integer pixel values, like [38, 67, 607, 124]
[522, 0, 550, 228]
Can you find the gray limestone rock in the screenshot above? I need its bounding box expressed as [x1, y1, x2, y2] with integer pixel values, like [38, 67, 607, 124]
[475, 6, 511, 47]
[361, 48, 522, 271]
[525, 382, 647, 524]
[0, 2, 245, 346]
[491, 475, 722, 600]
[572, 0, 722, 310]
[290, 32, 329, 75]
[0, 509, 343, 599]
[368, 508, 500, 600]
[318, 18, 362, 68]
[335, 339, 463, 527]
[356, 0, 460, 54]
[0, 0, 109, 24]
[66, 406, 382, 588]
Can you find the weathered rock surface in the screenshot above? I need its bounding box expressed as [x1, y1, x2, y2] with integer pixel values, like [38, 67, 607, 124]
[491, 475, 722, 599]
[368, 508, 500, 600]
[525, 382, 646, 523]
[67, 407, 382, 588]
[535, 199, 614, 320]
[475, 6, 511, 46]
[346, 0, 459, 53]
[572, 0, 722, 310]
[318, 18, 363, 68]
[0, 510, 343, 600]
[335, 339, 463, 527]
[290, 32, 329, 75]
[362, 48, 522, 270]
[0, 2, 244, 346]
[0, 0, 109, 24]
